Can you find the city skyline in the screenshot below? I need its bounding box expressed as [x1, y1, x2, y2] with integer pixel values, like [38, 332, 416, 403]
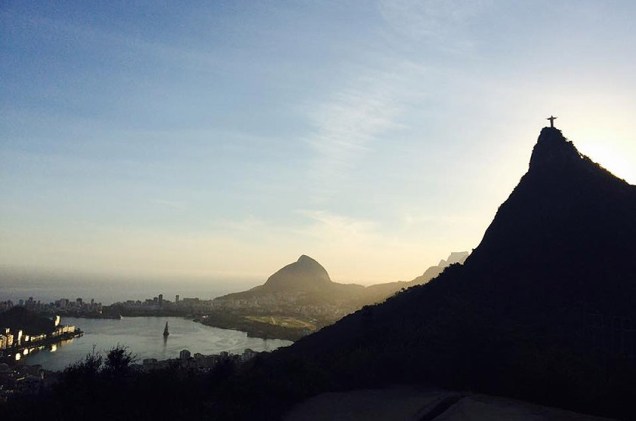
[2, 1, 636, 285]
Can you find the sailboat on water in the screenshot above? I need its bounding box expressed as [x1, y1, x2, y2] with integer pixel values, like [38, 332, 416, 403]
[163, 321, 169, 337]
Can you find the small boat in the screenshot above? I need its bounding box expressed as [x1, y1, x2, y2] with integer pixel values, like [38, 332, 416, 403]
[163, 321, 169, 337]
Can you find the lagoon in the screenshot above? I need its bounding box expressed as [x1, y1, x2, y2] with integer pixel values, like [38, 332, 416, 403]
[20, 316, 292, 371]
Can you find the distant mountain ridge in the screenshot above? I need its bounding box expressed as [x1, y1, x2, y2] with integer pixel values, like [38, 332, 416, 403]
[208, 252, 469, 340]
[218, 255, 339, 300]
[216, 251, 469, 304]
[411, 251, 469, 285]
[362, 251, 469, 301]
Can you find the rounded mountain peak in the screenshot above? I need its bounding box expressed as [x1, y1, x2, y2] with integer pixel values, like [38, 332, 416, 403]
[296, 254, 320, 266]
[262, 255, 332, 292]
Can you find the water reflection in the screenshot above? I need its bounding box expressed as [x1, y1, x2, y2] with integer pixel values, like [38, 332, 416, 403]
[13, 339, 75, 362]
[21, 317, 292, 371]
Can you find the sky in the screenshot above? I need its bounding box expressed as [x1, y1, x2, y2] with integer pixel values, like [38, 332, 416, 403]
[1, 0, 636, 291]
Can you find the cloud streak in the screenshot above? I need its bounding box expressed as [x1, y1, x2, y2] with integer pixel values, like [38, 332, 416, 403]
[378, 0, 493, 40]
[304, 64, 426, 203]
[296, 209, 378, 242]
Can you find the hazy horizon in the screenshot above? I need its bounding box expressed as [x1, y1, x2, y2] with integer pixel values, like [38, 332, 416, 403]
[2, 1, 636, 286]
[0, 265, 260, 305]
[0, 248, 462, 305]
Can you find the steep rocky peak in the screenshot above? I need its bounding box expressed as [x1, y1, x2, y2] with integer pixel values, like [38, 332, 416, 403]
[528, 127, 584, 171]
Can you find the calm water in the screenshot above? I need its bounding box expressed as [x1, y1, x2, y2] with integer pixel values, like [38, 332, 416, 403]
[20, 317, 292, 371]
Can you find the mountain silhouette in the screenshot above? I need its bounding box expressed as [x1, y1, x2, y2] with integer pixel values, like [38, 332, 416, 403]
[216, 252, 469, 308]
[464, 127, 636, 315]
[274, 127, 636, 418]
[210, 253, 470, 341]
[361, 251, 469, 301]
[260, 255, 333, 292]
[215, 255, 363, 301]
[409, 251, 469, 285]
[209, 255, 367, 340]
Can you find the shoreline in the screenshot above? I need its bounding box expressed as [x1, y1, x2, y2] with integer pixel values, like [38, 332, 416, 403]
[76, 311, 306, 342]
[0, 330, 83, 366]
[196, 312, 308, 341]
[9, 316, 293, 372]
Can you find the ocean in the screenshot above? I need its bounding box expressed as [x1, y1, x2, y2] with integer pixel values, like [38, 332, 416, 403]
[0, 274, 260, 305]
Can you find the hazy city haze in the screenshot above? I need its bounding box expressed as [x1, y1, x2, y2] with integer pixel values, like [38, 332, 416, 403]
[1, 1, 636, 285]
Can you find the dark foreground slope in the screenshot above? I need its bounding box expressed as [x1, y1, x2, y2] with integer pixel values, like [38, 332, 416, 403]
[273, 127, 636, 419]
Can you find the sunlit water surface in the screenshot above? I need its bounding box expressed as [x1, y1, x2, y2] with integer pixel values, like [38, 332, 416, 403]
[20, 317, 292, 371]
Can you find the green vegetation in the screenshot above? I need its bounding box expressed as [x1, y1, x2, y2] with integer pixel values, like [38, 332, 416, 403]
[199, 311, 311, 341]
[2, 346, 322, 420]
[245, 315, 316, 330]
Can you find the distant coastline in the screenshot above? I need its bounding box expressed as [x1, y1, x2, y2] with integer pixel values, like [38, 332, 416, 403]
[2, 251, 469, 343]
[1, 295, 305, 342]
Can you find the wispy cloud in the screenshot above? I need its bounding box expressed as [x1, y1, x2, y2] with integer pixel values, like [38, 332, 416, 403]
[296, 209, 378, 242]
[305, 65, 424, 203]
[377, 0, 493, 52]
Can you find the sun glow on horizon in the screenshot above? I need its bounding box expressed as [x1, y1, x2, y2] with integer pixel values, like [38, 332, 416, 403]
[575, 141, 636, 185]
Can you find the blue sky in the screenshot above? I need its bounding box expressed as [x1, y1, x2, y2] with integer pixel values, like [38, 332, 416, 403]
[1, 1, 635, 286]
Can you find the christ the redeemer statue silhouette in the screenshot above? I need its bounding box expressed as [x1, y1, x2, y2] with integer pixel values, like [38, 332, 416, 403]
[547, 115, 557, 128]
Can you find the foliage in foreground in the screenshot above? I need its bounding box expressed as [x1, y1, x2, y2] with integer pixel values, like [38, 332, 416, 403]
[2, 345, 328, 421]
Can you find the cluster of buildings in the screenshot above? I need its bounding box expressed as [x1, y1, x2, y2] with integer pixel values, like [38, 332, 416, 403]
[139, 348, 259, 372]
[0, 328, 49, 352]
[51, 297, 102, 314]
[116, 293, 173, 311]
[112, 292, 347, 323]
[212, 293, 351, 322]
[2, 294, 209, 318]
[0, 329, 19, 350]
[112, 294, 215, 315]
[0, 296, 103, 317]
[1, 322, 77, 353]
